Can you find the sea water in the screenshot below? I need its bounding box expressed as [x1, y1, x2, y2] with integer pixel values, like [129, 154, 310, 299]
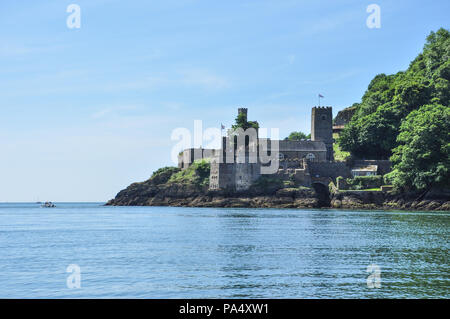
[0, 203, 448, 298]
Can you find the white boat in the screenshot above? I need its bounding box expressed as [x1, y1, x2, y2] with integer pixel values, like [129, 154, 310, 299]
[41, 201, 56, 208]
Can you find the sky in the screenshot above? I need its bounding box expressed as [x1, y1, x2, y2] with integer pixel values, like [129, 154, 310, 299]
[0, 0, 449, 202]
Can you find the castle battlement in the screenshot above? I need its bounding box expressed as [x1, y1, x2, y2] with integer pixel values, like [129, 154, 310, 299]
[312, 106, 332, 109]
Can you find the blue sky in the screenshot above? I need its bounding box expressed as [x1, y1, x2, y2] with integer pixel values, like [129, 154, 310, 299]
[0, 0, 449, 202]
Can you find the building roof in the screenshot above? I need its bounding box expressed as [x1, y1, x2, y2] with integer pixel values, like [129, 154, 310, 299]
[332, 125, 345, 130]
[351, 165, 378, 172]
[277, 140, 327, 152]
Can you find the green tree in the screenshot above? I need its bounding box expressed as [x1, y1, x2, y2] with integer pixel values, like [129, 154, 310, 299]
[284, 131, 311, 141]
[231, 112, 259, 131]
[386, 104, 450, 191]
[338, 28, 449, 159]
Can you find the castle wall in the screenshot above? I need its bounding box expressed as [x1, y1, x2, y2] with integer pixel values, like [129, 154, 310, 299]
[279, 159, 303, 169]
[178, 148, 218, 170]
[309, 162, 352, 181]
[235, 163, 261, 191]
[278, 140, 327, 163]
[209, 161, 261, 191]
[209, 162, 235, 190]
[274, 167, 312, 187]
[279, 150, 327, 162]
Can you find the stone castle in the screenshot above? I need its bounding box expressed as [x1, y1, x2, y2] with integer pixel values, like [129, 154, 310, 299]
[178, 107, 391, 192]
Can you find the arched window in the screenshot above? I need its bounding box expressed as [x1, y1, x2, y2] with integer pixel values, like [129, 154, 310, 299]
[306, 153, 315, 161]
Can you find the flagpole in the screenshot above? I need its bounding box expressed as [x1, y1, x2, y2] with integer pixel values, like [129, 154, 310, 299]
[318, 94, 323, 106]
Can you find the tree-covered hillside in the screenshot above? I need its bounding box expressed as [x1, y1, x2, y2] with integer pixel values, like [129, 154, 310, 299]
[338, 28, 449, 191]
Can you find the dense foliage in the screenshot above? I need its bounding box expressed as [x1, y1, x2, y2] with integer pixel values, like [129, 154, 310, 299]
[337, 28, 449, 191]
[385, 104, 450, 191]
[284, 131, 311, 141]
[339, 28, 449, 160]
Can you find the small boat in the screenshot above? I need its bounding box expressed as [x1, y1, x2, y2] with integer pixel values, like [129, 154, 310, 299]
[41, 201, 56, 208]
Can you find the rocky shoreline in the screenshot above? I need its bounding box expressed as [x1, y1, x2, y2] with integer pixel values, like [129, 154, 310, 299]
[106, 177, 450, 211]
[107, 184, 320, 208]
[330, 189, 450, 211]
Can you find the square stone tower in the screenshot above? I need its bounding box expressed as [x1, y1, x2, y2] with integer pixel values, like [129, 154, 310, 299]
[311, 106, 334, 161]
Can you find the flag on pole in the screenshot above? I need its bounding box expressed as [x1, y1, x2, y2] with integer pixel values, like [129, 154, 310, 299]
[318, 94, 324, 106]
[221, 124, 225, 130]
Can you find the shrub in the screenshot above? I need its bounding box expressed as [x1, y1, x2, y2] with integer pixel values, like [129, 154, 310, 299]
[345, 175, 383, 190]
[168, 159, 211, 187]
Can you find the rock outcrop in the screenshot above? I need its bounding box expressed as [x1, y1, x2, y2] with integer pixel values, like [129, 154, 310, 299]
[107, 174, 449, 211]
[107, 182, 320, 208]
[106, 165, 449, 211]
[331, 189, 450, 211]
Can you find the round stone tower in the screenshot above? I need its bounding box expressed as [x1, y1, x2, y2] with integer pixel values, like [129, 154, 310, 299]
[238, 107, 248, 121]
